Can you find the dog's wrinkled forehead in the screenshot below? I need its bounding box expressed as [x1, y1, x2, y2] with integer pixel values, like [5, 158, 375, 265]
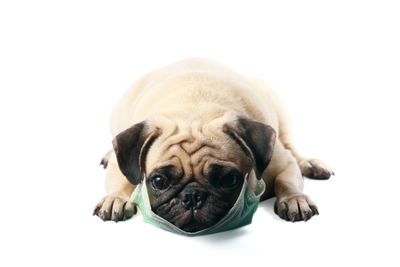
[113, 113, 275, 185]
[144, 120, 252, 179]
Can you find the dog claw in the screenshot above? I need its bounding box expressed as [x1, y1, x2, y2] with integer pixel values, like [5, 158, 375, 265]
[302, 210, 312, 221]
[100, 150, 113, 169]
[92, 206, 100, 216]
[289, 211, 297, 222]
[100, 159, 107, 169]
[310, 206, 319, 215]
[100, 210, 109, 221]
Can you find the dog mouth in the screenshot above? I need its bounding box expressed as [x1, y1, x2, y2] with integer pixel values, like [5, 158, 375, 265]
[174, 210, 212, 232]
[180, 221, 206, 232]
[155, 197, 231, 232]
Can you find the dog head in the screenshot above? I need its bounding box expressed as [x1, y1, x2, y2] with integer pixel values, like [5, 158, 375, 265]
[112, 115, 276, 232]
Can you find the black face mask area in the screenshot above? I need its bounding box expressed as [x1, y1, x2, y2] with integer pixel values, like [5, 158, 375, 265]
[130, 173, 266, 236]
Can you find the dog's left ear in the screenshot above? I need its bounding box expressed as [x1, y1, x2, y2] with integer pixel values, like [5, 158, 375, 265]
[112, 121, 161, 185]
[223, 116, 276, 179]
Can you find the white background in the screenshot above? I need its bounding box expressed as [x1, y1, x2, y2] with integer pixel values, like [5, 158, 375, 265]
[1, 0, 399, 266]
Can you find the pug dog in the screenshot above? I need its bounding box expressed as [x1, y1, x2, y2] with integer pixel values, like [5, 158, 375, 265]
[93, 59, 333, 231]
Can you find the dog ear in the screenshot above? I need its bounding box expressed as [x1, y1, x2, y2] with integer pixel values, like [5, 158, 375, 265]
[223, 116, 276, 179]
[112, 121, 161, 185]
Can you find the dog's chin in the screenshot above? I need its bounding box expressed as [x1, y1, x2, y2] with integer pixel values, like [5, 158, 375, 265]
[179, 216, 208, 232]
[175, 210, 220, 232]
[181, 222, 207, 232]
[155, 198, 231, 232]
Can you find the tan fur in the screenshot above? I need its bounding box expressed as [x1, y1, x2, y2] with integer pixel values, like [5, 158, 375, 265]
[94, 59, 333, 222]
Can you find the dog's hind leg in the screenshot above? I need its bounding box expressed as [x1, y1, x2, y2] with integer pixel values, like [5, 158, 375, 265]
[246, 77, 334, 179]
[277, 111, 334, 179]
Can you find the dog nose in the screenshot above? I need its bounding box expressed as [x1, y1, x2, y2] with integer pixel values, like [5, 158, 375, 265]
[179, 189, 207, 210]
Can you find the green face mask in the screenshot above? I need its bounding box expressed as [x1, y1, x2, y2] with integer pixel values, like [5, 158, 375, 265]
[130, 172, 266, 236]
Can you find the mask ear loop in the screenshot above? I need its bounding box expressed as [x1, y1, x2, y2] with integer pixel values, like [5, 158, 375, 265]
[247, 169, 258, 193]
[129, 174, 147, 213]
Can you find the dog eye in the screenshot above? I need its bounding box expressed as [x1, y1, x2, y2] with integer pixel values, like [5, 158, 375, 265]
[151, 176, 169, 190]
[219, 175, 238, 188]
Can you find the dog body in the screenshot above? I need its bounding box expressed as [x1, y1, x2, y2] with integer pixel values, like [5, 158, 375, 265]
[94, 59, 332, 228]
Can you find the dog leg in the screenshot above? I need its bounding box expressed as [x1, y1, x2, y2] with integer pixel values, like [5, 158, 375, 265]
[279, 132, 334, 179]
[273, 158, 319, 222]
[264, 83, 334, 180]
[93, 152, 137, 222]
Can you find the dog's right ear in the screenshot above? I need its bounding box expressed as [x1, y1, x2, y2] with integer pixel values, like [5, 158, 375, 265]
[112, 121, 161, 185]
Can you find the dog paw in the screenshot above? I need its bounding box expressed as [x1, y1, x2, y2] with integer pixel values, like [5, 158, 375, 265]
[93, 195, 137, 222]
[298, 158, 333, 179]
[274, 194, 319, 222]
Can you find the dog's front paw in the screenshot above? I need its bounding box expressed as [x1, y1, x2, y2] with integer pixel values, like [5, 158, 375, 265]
[274, 194, 319, 222]
[93, 195, 137, 222]
[298, 158, 334, 179]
